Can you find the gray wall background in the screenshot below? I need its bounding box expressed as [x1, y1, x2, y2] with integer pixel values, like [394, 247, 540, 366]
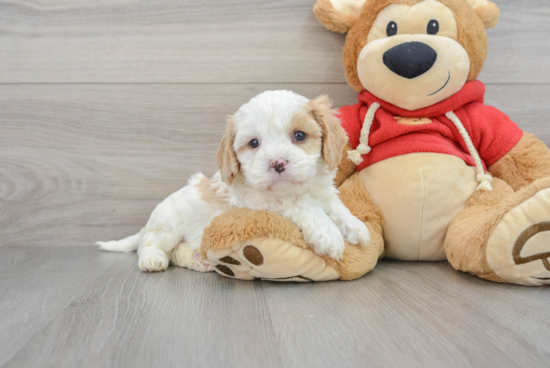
[1, 0, 549, 248]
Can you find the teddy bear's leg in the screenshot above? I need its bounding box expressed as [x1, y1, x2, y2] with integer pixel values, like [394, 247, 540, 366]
[444, 176, 550, 285]
[336, 172, 385, 280]
[489, 133, 550, 191]
[199, 208, 342, 281]
[197, 173, 385, 282]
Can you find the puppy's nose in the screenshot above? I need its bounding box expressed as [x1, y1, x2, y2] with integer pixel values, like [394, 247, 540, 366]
[270, 159, 286, 174]
[383, 42, 437, 79]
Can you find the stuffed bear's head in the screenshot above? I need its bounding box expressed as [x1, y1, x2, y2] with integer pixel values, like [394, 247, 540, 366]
[314, 0, 500, 111]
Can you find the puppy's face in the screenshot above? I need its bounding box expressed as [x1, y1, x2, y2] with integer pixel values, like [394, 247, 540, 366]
[216, 91, 347, 192]
[357, 0, 470, 110]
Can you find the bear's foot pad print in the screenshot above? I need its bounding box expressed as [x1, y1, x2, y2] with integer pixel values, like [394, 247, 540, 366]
[487, 188, 550, 286]
[205, 237, 340, 282]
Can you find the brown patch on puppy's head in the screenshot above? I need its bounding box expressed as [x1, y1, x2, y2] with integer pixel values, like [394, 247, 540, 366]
[287, 108, 324, 156]
[287, 95, 347, 170]
[216, 116, 240, 184]
[309, 95, 348, 171]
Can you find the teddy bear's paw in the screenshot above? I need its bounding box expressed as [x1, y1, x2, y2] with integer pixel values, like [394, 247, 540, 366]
[486, 187, 550, 286]
[138, 247, 170, 272]
[205, 237, 340, 282]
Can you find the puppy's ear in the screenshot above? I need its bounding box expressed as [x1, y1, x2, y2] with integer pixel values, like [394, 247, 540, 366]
[467, 0, 500, 29]
[313, 0, 366, 33]
[216, 116, 240, 185]
[309, 95, 348, 171]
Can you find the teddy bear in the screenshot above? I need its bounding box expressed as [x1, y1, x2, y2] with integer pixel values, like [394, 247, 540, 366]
[169, 0, 550, 286]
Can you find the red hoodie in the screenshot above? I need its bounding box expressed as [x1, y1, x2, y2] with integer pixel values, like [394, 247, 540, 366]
[338, 80, 523, 172]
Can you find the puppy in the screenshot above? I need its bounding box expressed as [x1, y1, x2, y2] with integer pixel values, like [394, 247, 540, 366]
[97, 90, 370, 272]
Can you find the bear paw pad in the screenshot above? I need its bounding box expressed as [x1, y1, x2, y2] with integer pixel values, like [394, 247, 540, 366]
[206, 237, 340, 282]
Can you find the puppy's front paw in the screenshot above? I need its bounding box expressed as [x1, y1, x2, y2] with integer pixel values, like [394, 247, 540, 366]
[304, 222, 346, 261]
[330, 213, 371, 248]
[138, 247, 169, 272]
[344, 217, 371, 248]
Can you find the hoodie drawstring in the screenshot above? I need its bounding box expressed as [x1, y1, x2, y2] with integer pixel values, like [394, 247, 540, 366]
[445, 111, 493, 191]
[346, 104, 493, 192]
[347, 102, 380, 165]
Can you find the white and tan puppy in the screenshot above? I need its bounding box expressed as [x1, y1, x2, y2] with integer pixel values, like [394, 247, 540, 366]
[97, 90, 370, 272]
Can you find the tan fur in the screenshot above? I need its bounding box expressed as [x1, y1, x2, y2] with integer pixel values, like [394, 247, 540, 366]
[216, 116, 240, 184]
[235, 142, 249, 156]
[200, 208, 310, 259]
[315, 0, 490, 91]
[338, 173, 384, 228]
[200, 172, 385, 280]
[200, 208, 345, 275]
[473, 0, 499, 29]
[313, 0, 359, 33]
[445, 176, 550, 283]
[335, 222, 384, 280]
[334, 143, 358, 186]
[336, 173, 385, 279]
[287, 109, 323, 155]
[317, 174, 385, 278]
[489, 133, 550, 192]
[312, 0, 550, 284]
[314, 173, 386, 278]
[308, 95, 348, 171]
[195, 176, 228, 205]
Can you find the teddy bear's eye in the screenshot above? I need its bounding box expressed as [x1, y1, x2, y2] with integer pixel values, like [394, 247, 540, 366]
[427, 19, 439, 35]
[386, 21, 398, 37]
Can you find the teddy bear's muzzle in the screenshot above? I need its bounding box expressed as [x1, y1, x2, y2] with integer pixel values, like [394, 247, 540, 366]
[383, 41, 438, 79]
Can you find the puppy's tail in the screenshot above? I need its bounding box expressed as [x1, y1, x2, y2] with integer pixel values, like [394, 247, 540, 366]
[96, 229, 142, 252]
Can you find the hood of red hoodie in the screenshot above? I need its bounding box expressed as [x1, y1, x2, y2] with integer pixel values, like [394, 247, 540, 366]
[358, 80, 486, 117]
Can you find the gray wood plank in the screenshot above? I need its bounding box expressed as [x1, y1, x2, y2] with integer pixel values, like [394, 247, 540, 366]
[0, 247, 122, 367]
[0, 0, 547, 84]
[1, 247, 548, 368]
[0, 83, 357, 248]
[1, 83, 549, 249]
[481, 0, 550, 84]
[2, 248, 283, 368]
[384, 261, 550, 359]
[262, 262, 550, 367]
[0, 0, 346, 84]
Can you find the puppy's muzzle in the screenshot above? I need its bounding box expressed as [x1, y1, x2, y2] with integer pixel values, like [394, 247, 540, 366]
[270, 159, 286, 174]
[383, 41, 437, 79]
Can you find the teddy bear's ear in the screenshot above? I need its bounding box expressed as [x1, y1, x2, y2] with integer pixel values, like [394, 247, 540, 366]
[467, 0, 500, 29]
[313, 0, 366, 33]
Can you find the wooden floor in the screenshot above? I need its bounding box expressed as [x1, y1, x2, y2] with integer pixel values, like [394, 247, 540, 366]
[1, 0, 550, 367]
[0, 246, 548, 368]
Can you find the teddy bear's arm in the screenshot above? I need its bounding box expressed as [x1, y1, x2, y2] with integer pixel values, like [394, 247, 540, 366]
[197, 172, 385, 282]
[334, 142, 358, 186]
[489, 132, 550, 191]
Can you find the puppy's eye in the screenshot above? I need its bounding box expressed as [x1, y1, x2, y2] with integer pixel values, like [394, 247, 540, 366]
[386, 21, 398, 37]
[249, 139, 260, 149]
[294, 131, 307, 142]
[427, 19, 439, 35]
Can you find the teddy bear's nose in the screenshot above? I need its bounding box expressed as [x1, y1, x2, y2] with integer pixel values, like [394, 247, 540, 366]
[383, 41, 438, 79]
